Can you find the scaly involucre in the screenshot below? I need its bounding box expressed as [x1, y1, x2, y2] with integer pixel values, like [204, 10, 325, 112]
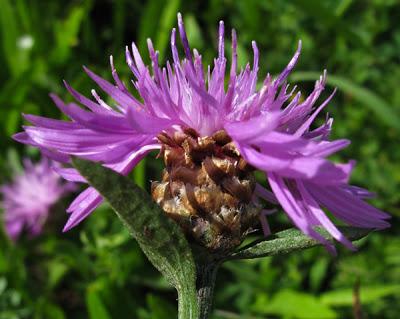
[1, 158, 74, 240]
[14, 14, 389, 252]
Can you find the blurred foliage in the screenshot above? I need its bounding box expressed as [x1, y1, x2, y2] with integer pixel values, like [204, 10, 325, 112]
[0, 0, 399, 318]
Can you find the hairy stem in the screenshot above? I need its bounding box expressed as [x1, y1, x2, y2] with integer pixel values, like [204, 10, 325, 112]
[178, 285, 199, 319]
[177, 258, 219, 319]
[196, 260, 220, 319]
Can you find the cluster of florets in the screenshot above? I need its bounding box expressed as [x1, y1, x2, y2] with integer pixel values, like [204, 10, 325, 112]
[1, 158, 74, 240]
[14, 14, 389, 252]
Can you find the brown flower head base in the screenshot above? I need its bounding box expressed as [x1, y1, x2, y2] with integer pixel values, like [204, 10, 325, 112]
[152, 129, 262, 251]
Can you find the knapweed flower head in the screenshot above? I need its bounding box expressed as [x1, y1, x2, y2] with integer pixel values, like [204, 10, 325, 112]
[15, 14, 390, 252]
[1, 158, 74, 241]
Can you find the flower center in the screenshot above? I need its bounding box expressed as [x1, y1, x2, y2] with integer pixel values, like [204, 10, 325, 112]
[152, 128, 261, 251]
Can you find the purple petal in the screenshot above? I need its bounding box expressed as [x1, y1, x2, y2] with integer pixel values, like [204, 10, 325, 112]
[267, 172, 336, 253]
[54, 167, 87, 183]
[63, 188, 102, 231]
[25, 126, 128, 150]
[50, 94, 134, 133]
[177, 13, 193, 65]
[307, 183, 390, 229]
[225, 112, 280, 142]
[239, 144, 293, 171]
[342, 185, 376, 199]
[274, 40, 302, 88]
[13, 132, 71, 163]
[126, 107, 177, 134]
[301, 139, 350, 157]
[296, 180, 355, 250]
[64, 81, 116, 114]
[5, 220, 24, 242]
[105, 143, 160, 174]
[295, 89, 336, 137]
[259, 210, 272, 236]
[23, 114, 81, 130]
[83, 66, 142, 110]
[278, 157, 354, 185]
[255, 183, 278, 204]
[13, 132, 35, 144]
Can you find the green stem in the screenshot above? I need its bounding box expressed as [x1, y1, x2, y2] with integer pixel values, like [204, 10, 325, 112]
[177, 258, 220, 319]
[178, 285, 199, 319]
[196, 261, 220, 319]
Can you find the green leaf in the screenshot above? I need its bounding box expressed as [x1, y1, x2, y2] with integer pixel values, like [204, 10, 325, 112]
[320, 284, 400, 306]
[290, 72, 400, 132]
[51, 5, 85, 63]
[73, 158, 198, 319]
[291, 0, 337, 24]
[228, 227, 370, 260]
[46, 260, 69, 290]
[86, 289, 112, 319]
[137, 0, 181, 63]
[5, 109, 20, 136]
[309, 257, 329, 292]
[183, 14, 203, 50]
[146, 294, 177, 319]
[35, 298, 66, 319]
[133, 158, 146, 189]
[0, 0, 22, 77]
[335, 0, 354, 17]
[6, 148, 22, 175]
[155, 0, 181, 62]
[252, 289, 337, 319]
[137, 0, 164, 52]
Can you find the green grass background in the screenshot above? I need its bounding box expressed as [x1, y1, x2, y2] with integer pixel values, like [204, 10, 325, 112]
[0, 0, 399, 318]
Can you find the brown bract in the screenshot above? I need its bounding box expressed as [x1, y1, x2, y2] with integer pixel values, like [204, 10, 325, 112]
[152, 129, 261, 252]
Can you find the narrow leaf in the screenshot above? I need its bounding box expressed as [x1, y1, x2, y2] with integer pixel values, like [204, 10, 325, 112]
[155, 0, 181, 62]
[73, 158, 199, 318]
[0, 0, 21, 76]
[228, 227, 371, 260]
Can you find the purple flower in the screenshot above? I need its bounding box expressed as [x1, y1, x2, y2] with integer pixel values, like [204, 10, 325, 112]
[14, 14, 389, 252]
[1, 158, 74, 241]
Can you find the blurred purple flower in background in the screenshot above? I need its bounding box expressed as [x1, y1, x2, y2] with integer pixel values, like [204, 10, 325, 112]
[1, 158, 74, 241]
[14, 13, 389, 252]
